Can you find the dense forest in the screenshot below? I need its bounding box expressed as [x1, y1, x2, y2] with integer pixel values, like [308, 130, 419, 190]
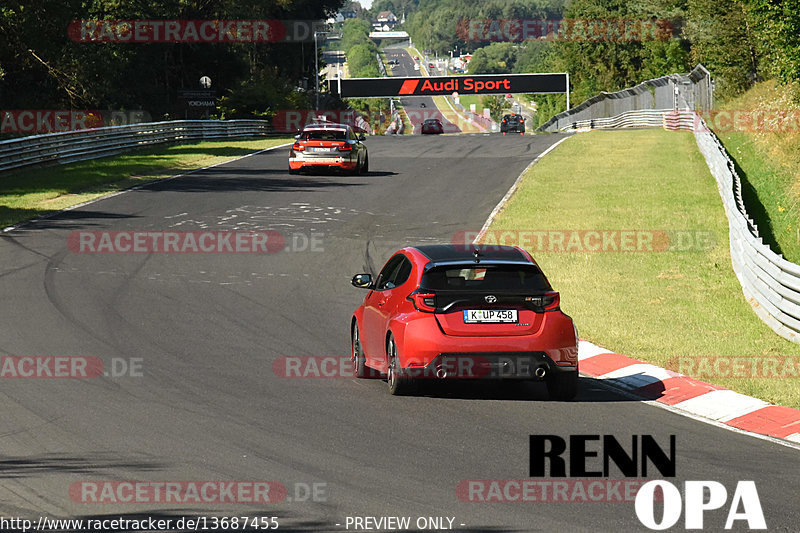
[0, 0, 342, 121]
[395, 0, 800, 110]
[2, 0, 800, 127]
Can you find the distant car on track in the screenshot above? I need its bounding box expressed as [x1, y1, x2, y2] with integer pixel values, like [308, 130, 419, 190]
[289, 123, 368, 175]
[500, 113, 526, 135]
[350, 245, 579, 398]
[421, 118, 444, 134]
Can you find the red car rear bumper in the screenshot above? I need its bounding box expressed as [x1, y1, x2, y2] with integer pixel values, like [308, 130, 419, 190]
[387, 311, 578, 378]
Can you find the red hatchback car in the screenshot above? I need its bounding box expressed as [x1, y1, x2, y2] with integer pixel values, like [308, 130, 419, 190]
[350, 245, 579, 398]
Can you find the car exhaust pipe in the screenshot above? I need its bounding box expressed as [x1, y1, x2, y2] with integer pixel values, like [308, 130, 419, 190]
[436, 367, 447, 379]
[534, 365, 547, 379]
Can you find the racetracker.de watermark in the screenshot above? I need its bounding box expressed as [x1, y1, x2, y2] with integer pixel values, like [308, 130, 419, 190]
[1, 110, 152, 134]
[68, 20, 328, 43]
[692, 109, 800, 133]
[0, 356, 142, 378]
[453, 230, 716, 253]
[273, 355, 575, 379]
[273, 109, 474, 134]
[668, 356, 800, 379]
[457, 18, 675, 42]
[274, 110, 372, 133]
[1, 110, 102, 134]
[456, 480, 656, 502]
[69, 481, 287, 504]
[67, 231, 324, 254]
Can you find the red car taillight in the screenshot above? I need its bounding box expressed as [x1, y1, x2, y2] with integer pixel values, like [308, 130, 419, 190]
[338, 143, 353, 151]
[527, 292, 560, 311]
[292, 142, 305, 151]
[407, 291, 436, 312]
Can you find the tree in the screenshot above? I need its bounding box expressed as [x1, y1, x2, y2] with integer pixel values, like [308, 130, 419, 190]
[0, 0, 345, 119]
[347, 43, 380, 78]
[749, 0, 800, 88]
[467, 43, 517, 74]
[341, 18, 373, 51]
[483, 94, 511, 122]
[684, 0, 760, 99]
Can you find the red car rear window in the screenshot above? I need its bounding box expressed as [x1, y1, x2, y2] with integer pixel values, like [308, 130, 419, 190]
[421, 265, 550, 292]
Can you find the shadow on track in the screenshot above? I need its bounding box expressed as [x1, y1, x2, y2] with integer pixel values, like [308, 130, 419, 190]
[359, 375, 663, 403]
[3, 209, 140, 231]
[143, 175, 372, 194]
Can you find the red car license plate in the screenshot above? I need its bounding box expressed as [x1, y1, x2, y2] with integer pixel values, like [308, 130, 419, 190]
[462, 309, 518, 323]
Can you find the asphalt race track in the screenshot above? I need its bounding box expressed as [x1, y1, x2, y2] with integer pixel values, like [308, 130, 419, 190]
[383, 47, 461, 134]
[1, 135, 799, 532]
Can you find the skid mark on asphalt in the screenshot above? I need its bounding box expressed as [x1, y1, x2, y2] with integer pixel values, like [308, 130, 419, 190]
[42, 249, 118, 351]
[0, 234, 53, 261]
[363, 239, 379, 275]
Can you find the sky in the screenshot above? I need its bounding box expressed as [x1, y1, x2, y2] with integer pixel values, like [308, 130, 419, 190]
[357, 0, 373, 8]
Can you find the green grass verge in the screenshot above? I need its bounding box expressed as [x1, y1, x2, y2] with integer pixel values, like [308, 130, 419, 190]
[457, 94, 482, 112]
[713, 80, 800, 263]
[394, 103, 414, 135]
[0, 137, 292, 228]
[485, 129, 800, 408]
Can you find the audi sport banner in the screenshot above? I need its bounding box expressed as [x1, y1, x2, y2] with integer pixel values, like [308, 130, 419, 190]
[334, 73, 567, 98]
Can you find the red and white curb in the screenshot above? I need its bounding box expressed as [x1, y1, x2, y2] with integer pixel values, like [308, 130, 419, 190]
[579, 340, 800, 446]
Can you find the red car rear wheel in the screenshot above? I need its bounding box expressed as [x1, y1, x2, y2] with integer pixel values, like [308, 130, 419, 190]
[387, 335, 413, 395]
[351, 322, 376, 378]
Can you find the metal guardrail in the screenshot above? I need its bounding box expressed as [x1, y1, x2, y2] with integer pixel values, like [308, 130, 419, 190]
[0, 119, 273, 173]
[538, 64, 800, 343]
[377, 53, 387, 77]
[555, 109, 697, 131]
[560, 109, 670, 130]
[538, 64, 713, 132]
[693, 113, 800, 343]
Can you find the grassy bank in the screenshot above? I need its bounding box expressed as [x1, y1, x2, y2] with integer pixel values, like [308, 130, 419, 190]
[713, 80, 800, 263]
[485, 129, 800, 408]
[0, 137, 291, 228]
